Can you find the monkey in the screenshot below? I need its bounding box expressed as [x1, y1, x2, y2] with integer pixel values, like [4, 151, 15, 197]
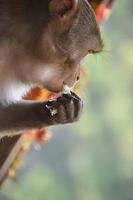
[0, 0, 103, 136]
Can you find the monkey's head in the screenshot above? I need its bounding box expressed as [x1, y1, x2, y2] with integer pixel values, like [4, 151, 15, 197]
[7, 0, 103, 93]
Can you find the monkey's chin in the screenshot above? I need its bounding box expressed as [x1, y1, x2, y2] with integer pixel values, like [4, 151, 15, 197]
[42, 84, 63, 94]
[42, 83, 74, 94]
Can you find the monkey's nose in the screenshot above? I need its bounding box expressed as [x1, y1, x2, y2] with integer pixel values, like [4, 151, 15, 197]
[76, 75, 80, 81]
[63, 74, 80, 88]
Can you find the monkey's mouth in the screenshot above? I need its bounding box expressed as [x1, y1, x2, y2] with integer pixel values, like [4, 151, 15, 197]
[62, 84, 73, 94]
[47, 84, 73, 100]
[43, 83, 73, 95]
[59, 84, 73, 96]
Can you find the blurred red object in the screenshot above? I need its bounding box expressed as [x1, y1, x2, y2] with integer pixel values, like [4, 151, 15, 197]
[88, 0, 115, 22]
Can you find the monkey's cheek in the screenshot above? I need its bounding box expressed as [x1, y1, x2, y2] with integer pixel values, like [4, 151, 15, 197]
[43, 82, 64, 93]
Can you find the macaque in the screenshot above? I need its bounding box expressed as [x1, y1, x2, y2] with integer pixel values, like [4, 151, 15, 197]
[0, 0, 103, 136]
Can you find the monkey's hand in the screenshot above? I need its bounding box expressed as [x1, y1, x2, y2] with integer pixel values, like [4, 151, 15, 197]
[44, 92, 83, 125]
[0, 92, 83, 136]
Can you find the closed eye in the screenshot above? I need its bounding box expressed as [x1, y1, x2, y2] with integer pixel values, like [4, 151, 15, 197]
[88, 50, 101, 54]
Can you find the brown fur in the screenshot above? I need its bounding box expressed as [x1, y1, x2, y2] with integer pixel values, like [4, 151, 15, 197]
[0, 0, 103, 135]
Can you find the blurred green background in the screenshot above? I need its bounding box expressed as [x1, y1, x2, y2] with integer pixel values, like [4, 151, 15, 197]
[1, 0, 133, 199]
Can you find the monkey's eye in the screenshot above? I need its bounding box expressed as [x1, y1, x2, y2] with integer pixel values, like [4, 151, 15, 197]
[88, 50, 97, 54]
[88, 50, 94, 54]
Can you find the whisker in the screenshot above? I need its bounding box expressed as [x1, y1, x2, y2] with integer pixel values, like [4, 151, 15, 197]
[101, 49, 111, 54]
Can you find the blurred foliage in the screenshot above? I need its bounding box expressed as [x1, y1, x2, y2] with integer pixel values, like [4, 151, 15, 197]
[1, 0, 133, 199]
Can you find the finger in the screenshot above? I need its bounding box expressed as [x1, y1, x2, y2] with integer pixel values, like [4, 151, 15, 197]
[57, 95, 71, 103]
[74, 99, 83, 120]
[62, 93, 72, 100]
[55, 104, 67, 124]
[71, 92, 81, 101]
[65, 99, 75, 121]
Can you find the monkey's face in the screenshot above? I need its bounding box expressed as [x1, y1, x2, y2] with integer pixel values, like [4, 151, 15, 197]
[7, 0, 103, 93]
[33, 0, 103, 92]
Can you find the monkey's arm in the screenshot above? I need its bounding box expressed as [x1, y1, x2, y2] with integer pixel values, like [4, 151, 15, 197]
[0, 93, 83, 136]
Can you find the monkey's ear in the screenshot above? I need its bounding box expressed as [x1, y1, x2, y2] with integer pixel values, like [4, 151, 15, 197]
[49, 0, 79, 18]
